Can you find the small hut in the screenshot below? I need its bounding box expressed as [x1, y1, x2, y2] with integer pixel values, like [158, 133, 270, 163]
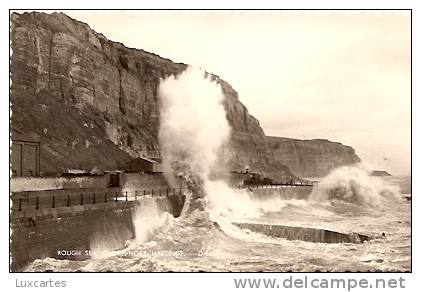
[11, 129, 40, 177]
[124, 157, 163, 173]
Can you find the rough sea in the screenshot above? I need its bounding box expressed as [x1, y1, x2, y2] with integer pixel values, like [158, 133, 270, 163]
[23, 173, 411, 272]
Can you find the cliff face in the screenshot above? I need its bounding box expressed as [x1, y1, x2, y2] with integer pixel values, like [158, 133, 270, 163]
[10, 12, 291, 178]
[11, 12, 361, 179]
[266, 136, 361, 178]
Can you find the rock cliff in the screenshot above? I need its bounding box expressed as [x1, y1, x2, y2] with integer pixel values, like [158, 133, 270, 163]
[266, 136, 361, 178]
[10, 12, 360, 179]
[10, 12, 291, 178]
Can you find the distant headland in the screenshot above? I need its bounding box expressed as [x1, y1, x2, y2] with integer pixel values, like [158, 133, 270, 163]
[370, 170, 392, 177]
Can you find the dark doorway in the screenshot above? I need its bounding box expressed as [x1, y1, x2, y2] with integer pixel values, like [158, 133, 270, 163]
[109, 173, 120, 188]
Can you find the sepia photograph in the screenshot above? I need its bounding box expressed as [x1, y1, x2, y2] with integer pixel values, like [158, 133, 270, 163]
[9, 9, 411, 274]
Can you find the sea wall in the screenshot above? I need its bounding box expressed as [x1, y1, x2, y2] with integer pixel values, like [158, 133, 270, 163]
[10, 196, 185, 271]
[234, 223, 372, 244]
[10, 185, 313, 270]
[11, 173, 171, 195]
[120, 173, 169, 191]
[11, 175, 108, 192]
[248, 185, 313, 200]
[209, 172, 249, 187]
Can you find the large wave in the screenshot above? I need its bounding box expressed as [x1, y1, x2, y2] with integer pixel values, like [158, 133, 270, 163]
[132, 198, 174, 243]
[156, 66, 319, 232]
[158, 66, 230, 187]
[309, 165, 399, 207]
[154, 66, 302, 244]
[205, 180, 307, 220]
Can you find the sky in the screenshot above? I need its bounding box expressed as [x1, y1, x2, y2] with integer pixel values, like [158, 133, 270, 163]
[67, 11, 411, 175]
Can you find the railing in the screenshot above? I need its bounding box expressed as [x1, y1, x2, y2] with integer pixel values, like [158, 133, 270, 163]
[139, 150, 161, 159]
[11, 182, 316, 212]
[238, 181, 317, 189]
[11, 187, 186, 212]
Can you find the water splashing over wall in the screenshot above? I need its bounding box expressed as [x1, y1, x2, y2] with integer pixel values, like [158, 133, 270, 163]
[132, 198, 173, 243]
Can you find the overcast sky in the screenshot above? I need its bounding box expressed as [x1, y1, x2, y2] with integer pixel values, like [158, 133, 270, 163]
[67, 11, 411, 175]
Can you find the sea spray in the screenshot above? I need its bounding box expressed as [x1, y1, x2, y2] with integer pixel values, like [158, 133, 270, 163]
[156, 66, 322, 243]
[157, 67, 297, 219]
[128, 67, 233, 246]
[158, 67, 231, 213]
[205, 180, 307, 220]
[309, 165, 399, 207]
[158, 67, 230, 185]
[132, 198, 173, 243]
[89, 221, 133, 258]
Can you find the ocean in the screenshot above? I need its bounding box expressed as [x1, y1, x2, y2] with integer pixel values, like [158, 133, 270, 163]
[23, 173, 411, 272]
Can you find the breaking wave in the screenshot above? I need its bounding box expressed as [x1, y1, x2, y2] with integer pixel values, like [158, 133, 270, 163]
[154, 66, 304, 241]
[309, 166, 400, 207]
[132, 198, 174, 243]
[138, 67, 400, 249]
[205, 180, 307, 220]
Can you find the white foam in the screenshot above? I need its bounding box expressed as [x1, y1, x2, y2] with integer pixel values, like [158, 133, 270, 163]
[132, 198, 174, 243]
[309, 165, 400, 207]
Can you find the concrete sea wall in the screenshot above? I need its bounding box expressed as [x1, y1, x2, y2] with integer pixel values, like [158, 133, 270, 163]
[11, 173, 173, 193]
[248, 185, 313, 200]
[234, 223, 372, 244]
[11, 176, 108, 192]
[10, 183, 315, 271]
[120, 173, 169, 191]
[10, 195, 185, 271]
